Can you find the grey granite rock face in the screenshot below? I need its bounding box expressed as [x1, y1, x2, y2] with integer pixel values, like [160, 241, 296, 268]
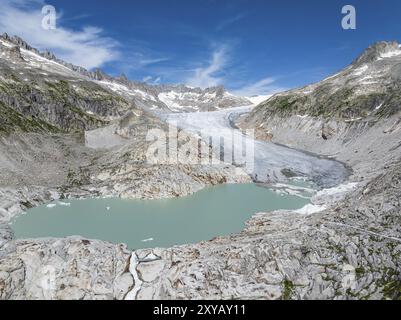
[0, 225, 13, 252]
[1, 45, 25, 62]
[352, 41, 401, 66]
[0, 237, 133, 300]
[130, 162, 401, 300]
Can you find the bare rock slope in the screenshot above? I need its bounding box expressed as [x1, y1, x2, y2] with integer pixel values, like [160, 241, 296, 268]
[0, 35, 249, 300]
[134, 42, 401, 300]
[1, 38, 400, 300]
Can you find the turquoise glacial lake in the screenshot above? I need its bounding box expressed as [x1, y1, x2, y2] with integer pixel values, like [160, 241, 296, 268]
[11, 183, 311, 249]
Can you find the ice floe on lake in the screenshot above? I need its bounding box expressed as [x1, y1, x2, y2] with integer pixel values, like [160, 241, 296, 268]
[58, 202, 71, 207]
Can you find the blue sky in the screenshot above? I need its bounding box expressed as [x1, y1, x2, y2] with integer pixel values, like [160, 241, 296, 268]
[0, 0, 400, 95]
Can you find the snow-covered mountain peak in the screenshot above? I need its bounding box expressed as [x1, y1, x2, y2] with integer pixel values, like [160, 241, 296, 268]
[0, 33, 251, 113]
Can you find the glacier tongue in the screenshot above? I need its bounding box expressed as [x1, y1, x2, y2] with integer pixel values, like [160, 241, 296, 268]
[165, 106, 348, 188]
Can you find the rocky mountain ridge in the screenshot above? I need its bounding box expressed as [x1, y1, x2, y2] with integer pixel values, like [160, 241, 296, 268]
[242, 41, 401, 123]
[1, 33, 251, 114]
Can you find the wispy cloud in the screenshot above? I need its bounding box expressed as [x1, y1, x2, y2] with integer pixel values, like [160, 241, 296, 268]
[137, 57, 169, 67]
[60, 13, 93, 23]
[110, 50, 170, 78]
[186, 46, 228, 88]
[143, 75, 161, 85]
[0, 0, 293, 95]
[216, 13, 246, 31]
[0, 0, 119, 69]
[232, 77, 287, 96]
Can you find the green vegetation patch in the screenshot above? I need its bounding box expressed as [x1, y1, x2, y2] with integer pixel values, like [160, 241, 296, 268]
[0, 101, 61, 134]
[282, 279, 295, 300]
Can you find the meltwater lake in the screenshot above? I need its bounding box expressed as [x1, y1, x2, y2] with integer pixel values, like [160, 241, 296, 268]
[11, 183, 312, 249]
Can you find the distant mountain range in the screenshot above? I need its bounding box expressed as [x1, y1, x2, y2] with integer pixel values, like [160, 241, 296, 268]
[0, 33, 251, 118]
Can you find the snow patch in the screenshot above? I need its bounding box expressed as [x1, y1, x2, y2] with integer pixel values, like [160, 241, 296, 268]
[378, 49, 401, 60]
[272, 183, 316, 199]
[98, 80, 157, 102]
[314, 182, 358, 198]
[246, 95, 272, 105]
[353, 65, 369, 76]
[345, 117, 363, 123]
[158, 91, 195, 111]
[20, 48, 77, 76]
[322, 73, 340, 81]
[295, 182, 358, 215]
[296, 204, 327, 215]
[0, 39, 13, 48]
[125, 253, 142, 300]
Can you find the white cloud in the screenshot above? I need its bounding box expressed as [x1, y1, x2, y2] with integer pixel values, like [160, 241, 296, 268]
[153, 76, 161, 84]
[233, 77, 286, 97]
[0, 0, 119, 69]
[142, 76, 152, 82]
[142, 75, 161, 85]
[186, 46, 228, 88]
